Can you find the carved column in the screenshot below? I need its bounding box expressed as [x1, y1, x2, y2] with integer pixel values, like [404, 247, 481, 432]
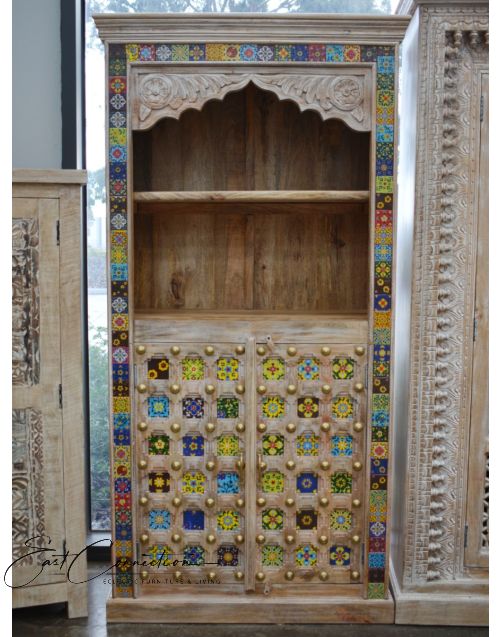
[392, 0, 488, 625]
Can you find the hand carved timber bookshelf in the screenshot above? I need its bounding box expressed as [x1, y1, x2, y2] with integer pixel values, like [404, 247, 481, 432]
[95, 13, 409, 624]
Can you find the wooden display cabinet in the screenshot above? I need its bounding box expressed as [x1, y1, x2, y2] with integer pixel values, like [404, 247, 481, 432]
[95, 13, 409, 623]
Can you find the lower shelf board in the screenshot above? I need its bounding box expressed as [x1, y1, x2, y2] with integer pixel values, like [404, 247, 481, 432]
[107, 592, 394, 624]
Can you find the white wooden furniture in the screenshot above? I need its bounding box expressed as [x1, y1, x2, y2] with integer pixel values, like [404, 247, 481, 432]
[12, 169, 88, 618]
[391, 0, 488, 625]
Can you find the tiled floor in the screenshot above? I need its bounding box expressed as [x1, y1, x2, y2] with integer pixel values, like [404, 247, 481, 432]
[12, 563, 488, 637]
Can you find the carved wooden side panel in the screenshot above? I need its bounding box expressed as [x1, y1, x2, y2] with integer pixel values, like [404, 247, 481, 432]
[403, 5, 488, 585]
[131, 65, 373, 133]
[12, 218, 40, 386]
[253, 343, 367, 588]
[134, 343, 248, 591]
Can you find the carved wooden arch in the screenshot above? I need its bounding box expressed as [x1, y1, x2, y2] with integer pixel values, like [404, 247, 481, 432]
[130, 64, 373, 132]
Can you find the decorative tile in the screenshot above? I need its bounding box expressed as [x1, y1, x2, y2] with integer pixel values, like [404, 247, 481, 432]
[262, 434, 285, 456]
[217, 396, 239, 419]
[330, 545, 351, 566]
[156, 44, 172, 61]
[217, 434, 240, 457]
[344, 45, 361, 62]
[291, 44, 308, 61]
[262, 508, 284, 531]
[148, 544, 174, 566]
[182, 356, 205, 381]
[148, 434, 170, 455]
[149, 509, 170, 530]
[262, 396, 285, 419]
[368, 583, 385, 599]
[217, 471, 240, 494]
[297, 396, 319, 419]
[171, 44, 189, 61]
[295, 544, 317, 567]
[296, 509, 318, 530]
[331, 358, 355, 380]
[262, 357, 285, 381]
[326, 44, 344, 62]
[182, 434, 205, 457]
[369, 552, 386, 568]
[330, 508, 352, 532]
[262, 544, 284, 567]
[296, 472, 318, 494]
[257, 45, 274, 61]
[183, 509, 205, 531]
[217, 510, 240, 531]
[297, 357, 320, 381]
[182, 396, 204, 419]
[296, 432, 319, 456]
[182, 471, 206, 494]
[331, 395, 354, 419]
[148, 471, 170, 493]
[217, 545, 239, 566]
[331, 434, 353, 457]
[240, 43, 258, 61]
[148, 396, 170, 419]
[189, 44, 206, 61]
[262, 471, 285, 493]
[331, 471, 353, 494]
[275, 45, 291, 61]
[217, 357, 239, 381]
[308, 44, 326, 62]
[184, 545, 205, 566]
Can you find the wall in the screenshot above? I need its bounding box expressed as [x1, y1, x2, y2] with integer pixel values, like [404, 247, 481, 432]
[12, 0, 61, 168]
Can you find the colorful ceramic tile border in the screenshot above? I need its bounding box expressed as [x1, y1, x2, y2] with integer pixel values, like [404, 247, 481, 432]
[107, 41, 395, 599]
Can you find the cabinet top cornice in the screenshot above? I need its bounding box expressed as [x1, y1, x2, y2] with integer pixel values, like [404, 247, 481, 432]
[94, 13, 411, 44]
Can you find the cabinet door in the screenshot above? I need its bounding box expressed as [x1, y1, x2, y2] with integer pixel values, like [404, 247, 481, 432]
[251, 343, 367, 588]
[135, 343, 248, 593]
[12, 198, 66, 588]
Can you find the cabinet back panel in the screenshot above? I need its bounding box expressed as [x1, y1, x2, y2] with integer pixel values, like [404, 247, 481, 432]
[134, 204, 369, 312]
[133, 85, 370, 192]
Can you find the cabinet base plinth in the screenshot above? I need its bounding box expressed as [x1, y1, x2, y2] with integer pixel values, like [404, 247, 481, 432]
[106, 593, 394, 624]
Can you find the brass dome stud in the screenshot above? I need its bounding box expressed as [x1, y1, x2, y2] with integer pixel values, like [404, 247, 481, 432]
[172, 533, 181, 543]
[286, 423, 296, 433]
[139, 495, 149, 506]
[205, 384, 216, 395]
[206, 497, 215, 508]
[136, 345, 146, 355]
[236, 457, 245, 470]
[286, 460, 296, 470]
[285, 571, 294, 581]
[353, 499, 361, 508]
[138, 421, 148, 432]
[319, 497, 329, 507]
[354, 346, 365, 356]
[352, 534, 361, 544]
[353, 422, 364, 433]
[208, 571, 217, 581]
[235, 345, 245, 355]
[171, 460, 182, 471]
[257, 385, 267, 395]
[170, 383, 181, 394]
[137, 383, 147, 394]
[205, 422, 216, 433]
[285, 535, 295, 545]
[172, 496, 182, 507]
[257, 497, 266, 507]
[287, 384, 297, 395]
[353, 461, 363, 471]
[236, 498, 245, 508]
[320, 460, 330, 471]
[170, 422, 181, 433]
[235, 534, 244, 544]
[235, 384, 245, 395]
[174, 571, 182, 581]
[138, 459, 148, 470]
[205, 346, 215, 356]
[321, 384, 331, 395]
[319, 571, 329, 581]
[318, 535, 328, 545]
[206, 461, 216, 471]
[320, 346, 331, 356]
[257, 422, 267, 433]
[287, 346, 297, 356]
[207, 534, 216, 544]
[257, 346, 266, 356]
[140, 570, 149, 580]
[256, 572, 265, 582]
[285, 497, 295, 507]
[354, 382, 364, 393]
[351, 571, 360, 581]
[236, 422, 245, 433]
[235, 571, 244, 580]
[256, 534, 265, 544]
[140, 533, 149, 544]
[320, 422, 331, 433]
[170, 345, 181, 356]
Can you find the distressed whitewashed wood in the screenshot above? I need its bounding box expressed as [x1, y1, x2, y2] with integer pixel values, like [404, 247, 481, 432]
[391, 0, 488, 626]
[94, 13, 410, 44]
[131, 65, 373, 132]
[134, 191, 370, 203]
[12, 171, 88, 618]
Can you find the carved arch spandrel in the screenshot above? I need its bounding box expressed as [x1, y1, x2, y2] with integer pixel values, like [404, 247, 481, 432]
[130, 64, 372, 132]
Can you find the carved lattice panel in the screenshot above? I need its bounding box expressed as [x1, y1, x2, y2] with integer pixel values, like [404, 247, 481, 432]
[254, 343, 367, 586]
[135, 343, 247, 590]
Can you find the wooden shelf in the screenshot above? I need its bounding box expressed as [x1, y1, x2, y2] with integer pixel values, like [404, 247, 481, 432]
[133, 190, 370, 204]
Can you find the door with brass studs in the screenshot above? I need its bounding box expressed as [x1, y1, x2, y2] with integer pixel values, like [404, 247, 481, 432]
[134, 340, 367, 591]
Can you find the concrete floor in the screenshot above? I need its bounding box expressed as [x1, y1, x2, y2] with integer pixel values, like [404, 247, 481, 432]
[12, 563, 489, 637]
